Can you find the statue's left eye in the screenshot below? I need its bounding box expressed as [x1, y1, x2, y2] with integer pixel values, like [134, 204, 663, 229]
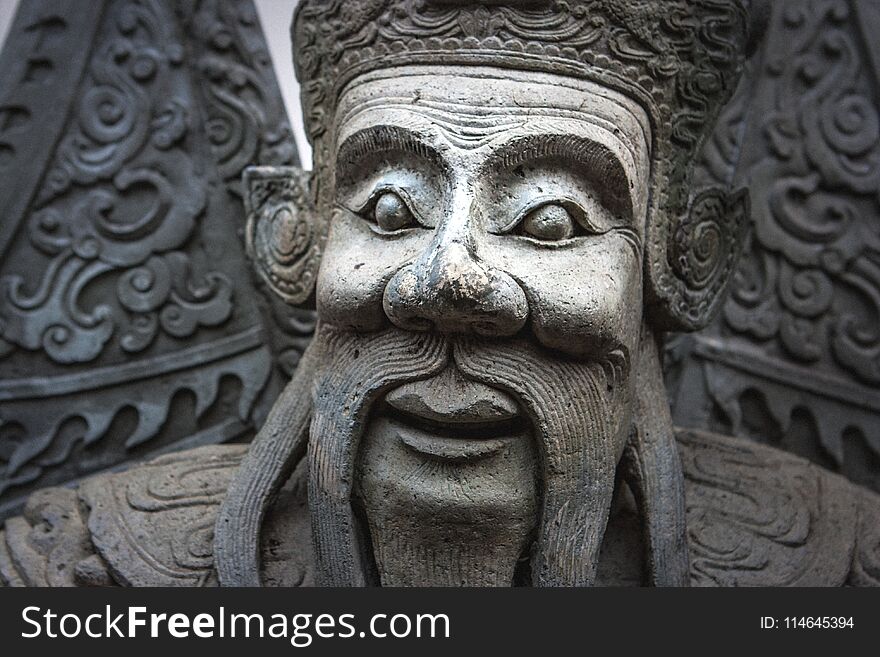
[520, 203, 576, 241]
[373, 191, 415, 231]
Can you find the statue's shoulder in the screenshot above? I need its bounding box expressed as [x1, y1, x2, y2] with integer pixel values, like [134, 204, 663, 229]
[676, 428, 880, 586]
[83, 445, 248, 587]
[1, 445, 314, 587]
[5, 432, 878, 588]
[1, 445, 245, 586]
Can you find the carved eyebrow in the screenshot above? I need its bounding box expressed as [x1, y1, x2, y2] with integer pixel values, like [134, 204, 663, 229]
[336, 125, 446, 173]
[481, 134, 635, 219]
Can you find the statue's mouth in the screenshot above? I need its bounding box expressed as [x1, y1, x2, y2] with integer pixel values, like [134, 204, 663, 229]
[382, 365, 527, 463]
[359, 363, 540, 587]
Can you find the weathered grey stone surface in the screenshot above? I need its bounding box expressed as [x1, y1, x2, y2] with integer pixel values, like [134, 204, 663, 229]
[214, 0, 759, 588]
[668, 0, 880, 494]
[3, 433, 879, 587]
[0, 0, 314, 519]
[3, 0, 880, 587]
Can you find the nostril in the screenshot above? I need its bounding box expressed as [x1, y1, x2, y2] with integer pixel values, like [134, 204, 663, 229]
[478, 275, 528, 337]
[386, 306, 434, 332]
[384, 267, 432, 331]
[407, 317, 435, 331]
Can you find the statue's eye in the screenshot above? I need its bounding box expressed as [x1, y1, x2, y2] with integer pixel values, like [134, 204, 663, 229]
[373, 191, 415, 231]
[520, 203, 576, 241]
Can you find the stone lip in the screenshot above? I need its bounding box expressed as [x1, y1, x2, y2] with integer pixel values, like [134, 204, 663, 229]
[396, 425, 513, 463]
[384, 364, 520, 425]
[382, 364, 527, 464]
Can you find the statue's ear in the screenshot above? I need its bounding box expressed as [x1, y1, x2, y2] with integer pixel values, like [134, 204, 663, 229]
[243, 166, 322, 306]
[646, 187, 750, 332]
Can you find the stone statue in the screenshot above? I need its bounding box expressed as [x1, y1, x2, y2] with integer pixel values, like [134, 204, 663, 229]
[2, 0, 879, 587]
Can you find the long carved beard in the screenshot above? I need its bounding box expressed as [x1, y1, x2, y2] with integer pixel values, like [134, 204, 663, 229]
[307, 327, 630, 587]
[453, 339, 630, 586]
[216, 323, 632, 587]
[307, 325, 449, 586]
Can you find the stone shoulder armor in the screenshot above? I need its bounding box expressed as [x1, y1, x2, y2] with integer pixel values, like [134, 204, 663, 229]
[0, 445, 313, 587]
[2, 434, 878, 586]
[677, 429, 880, 586]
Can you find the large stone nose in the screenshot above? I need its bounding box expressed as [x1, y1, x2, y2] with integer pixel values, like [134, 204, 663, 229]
[383, 240, 528, 336]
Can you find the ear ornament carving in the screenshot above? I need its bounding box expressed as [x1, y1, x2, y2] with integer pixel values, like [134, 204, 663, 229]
[649, 186, 750, 331]
[244, 166, 322, 306]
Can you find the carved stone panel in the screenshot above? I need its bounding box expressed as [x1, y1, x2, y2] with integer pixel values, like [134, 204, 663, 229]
[669, 0, 880, 493]
[0, 0, 314, 519]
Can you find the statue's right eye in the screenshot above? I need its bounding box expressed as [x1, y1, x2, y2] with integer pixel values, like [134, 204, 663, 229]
[520, 203, 576, 241]
[372, 191, 415, 231]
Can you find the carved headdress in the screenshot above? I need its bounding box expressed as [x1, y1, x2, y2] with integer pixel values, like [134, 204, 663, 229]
[291, 0, 757, 330]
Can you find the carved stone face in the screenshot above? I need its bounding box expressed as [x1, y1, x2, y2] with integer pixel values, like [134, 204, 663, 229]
[320, 66, 650, 353]
[303, 65, 653, 586]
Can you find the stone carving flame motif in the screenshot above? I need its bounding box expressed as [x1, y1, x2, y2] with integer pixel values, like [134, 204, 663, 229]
[1, 0, 220, 365]
[671, 0, 880, 492]
[0, 0, 308, 515]
[726, 1, 880, 379]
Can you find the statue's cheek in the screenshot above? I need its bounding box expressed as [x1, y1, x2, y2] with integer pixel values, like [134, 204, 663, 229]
[316, 214, 429, 331]
[487, 235, 643, 359]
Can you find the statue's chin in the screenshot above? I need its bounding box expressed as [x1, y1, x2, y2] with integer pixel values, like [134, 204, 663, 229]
[354, 375, 540, 586]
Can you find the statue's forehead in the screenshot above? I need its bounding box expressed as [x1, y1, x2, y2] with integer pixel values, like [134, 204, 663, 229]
[334, 65, 652, 160]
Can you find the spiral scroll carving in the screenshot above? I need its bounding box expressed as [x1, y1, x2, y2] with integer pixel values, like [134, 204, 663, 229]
[668, 0, 880, 492]
[0, 0, 302, 516]
[244, 166, 322, 306]
[668, 188, 750, 325]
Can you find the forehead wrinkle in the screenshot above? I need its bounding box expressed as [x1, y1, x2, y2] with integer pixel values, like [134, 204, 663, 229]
[334, 69, 652, 218]
[336, 66, 652, 149]
[337, 94, 645, 158]
[342, 107, 644, 217]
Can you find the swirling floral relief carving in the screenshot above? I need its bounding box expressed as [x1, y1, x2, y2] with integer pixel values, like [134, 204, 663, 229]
[244, 166, 321, 306]
[38, 0, 186, 201]
[679, 428, 859, 586]
[670, 0, 880, 484]
[722, 0, 880, 383]
[723, 242, 780, 339]
[0, 255, 114, 364]
[0, 0, 234, 365]
[183, 0, 296, 196]
[178, 0, 313, 378]
[0, 0, 299, 514]
[672, 188, 749, 293]
[116, 253, 234, 353]
[30, 166, 204, 267]
[831, 260, 880, 384]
